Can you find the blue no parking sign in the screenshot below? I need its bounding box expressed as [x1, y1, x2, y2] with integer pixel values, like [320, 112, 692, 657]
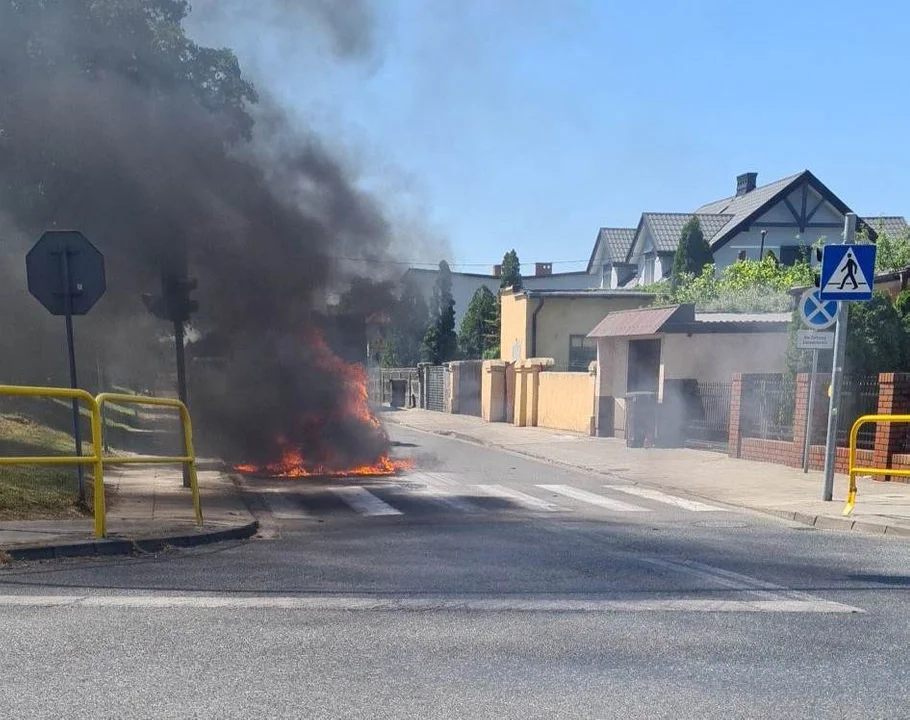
[798, 288, 839, 330]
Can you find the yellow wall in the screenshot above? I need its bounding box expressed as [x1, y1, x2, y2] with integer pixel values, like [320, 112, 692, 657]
[535, 297, 651, 368]
[500, 291, 530, 361]
[500, 292, 651, 366]
[536, 371, 596, 434]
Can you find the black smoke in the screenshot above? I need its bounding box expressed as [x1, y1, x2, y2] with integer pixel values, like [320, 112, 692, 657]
[0, 1, 396, 468]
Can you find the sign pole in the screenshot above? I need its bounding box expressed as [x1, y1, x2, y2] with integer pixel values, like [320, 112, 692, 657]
[822, 213, 856, 500]
[802, 348, 819, 473]
[174, 317, 191, 488]
[60, 247, 86, 503]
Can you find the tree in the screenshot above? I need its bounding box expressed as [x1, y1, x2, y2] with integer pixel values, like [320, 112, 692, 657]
[458, 286, 498, 359]
[670, 216, 713, 290]
[500, 250, 523, 290]
[420, 261, 457, 364]
[845, 291, 908, 374]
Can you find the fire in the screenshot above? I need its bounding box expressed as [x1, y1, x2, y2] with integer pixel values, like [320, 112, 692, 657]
[233, 327, 411, 478]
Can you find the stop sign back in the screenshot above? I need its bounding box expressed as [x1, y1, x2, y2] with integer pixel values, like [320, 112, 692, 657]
[26, 231, 106, 316]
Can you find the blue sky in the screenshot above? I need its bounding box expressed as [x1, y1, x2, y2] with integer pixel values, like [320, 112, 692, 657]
[192, 0, 910, 273]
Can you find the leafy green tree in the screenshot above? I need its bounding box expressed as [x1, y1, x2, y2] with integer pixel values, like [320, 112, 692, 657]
[864, 224, 910, 274]
[420, 261, 457, 364]
[846, 292, 908, 374]
[500, 250, 523, 290]
[670, 216, 713, 290]
[458, 286, 498, 359]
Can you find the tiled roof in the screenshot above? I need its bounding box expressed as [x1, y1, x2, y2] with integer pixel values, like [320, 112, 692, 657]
[694, 172, 805, 245]
[598, 227, 636, 262]
[640, 213, 734, 254]
[587, 305, 683, 338]
[862, 216, 909, 238]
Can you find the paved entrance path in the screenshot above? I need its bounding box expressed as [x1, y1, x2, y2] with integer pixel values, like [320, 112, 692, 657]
[382, 409, 910, 536]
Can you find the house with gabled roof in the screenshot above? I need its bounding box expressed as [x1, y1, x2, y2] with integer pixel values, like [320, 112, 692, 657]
[587, 170, 908, 288]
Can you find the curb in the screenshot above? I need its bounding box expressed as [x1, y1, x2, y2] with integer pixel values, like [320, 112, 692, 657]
[3, 521, 260, 562]
[388, 417, 910, 539]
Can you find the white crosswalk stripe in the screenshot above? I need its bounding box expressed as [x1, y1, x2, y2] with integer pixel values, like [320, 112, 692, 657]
[258, 489, 312, 520]
[331, 486, 403, 516]
[602, 485, 723, 512]
[537, 484, 649, 512]
[472, 484, 563, 512]
[398, 472, 476, 511]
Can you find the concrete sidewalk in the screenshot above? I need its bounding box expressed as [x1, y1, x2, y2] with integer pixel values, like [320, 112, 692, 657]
[383, 408, 910, 536]
[0, 466, 258, 558]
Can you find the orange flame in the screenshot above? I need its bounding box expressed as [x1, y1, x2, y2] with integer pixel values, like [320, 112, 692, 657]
[233, 327, 411, 478]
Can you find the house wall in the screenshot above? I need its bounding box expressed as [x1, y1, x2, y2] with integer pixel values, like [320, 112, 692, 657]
[595, 337, 631, 437]
[537, 370, 596, 434]
[660, 332, 789, 381]
[712, 188, 844, 269]
[500, 292, 531, 361]
[524, 273, 601, 291]
[534, 296, 651, 368]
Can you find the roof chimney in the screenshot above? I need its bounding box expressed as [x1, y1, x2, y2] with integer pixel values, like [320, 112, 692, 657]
[535, 262, 552, 277]
[736, 172, 758, 196]
[493, 264, 502, 278]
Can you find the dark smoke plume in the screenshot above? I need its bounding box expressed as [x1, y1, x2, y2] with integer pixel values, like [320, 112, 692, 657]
[0, 1, 396, 468]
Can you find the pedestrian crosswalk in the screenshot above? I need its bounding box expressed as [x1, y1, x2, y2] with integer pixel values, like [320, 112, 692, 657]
[247, 471, 733, 523]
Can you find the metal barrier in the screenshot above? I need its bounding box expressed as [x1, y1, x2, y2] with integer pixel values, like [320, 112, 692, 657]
[845, 414, 910, 515]
[0, 385, 106, 536]
[95, 393, 203, 528]
[0, 386, 202, 537]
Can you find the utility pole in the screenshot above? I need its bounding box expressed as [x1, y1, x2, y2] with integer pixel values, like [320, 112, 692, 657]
[822, 213, 856, 501]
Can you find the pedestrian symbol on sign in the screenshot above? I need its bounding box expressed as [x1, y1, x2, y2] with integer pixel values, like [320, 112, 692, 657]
[819, 244, 876, 301]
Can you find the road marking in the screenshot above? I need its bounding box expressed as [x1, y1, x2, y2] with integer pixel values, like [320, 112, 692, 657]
[401, 472, 476, 512]
[537, 485, 649, 512]
[602, 485, 723, 512]
[0, 594, 861, 613]
[258, 489, 312, 520]
[472, 484, 563, 512]
[330, 486, 403, 516]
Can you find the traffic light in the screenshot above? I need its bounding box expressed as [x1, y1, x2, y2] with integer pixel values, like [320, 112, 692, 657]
[813, 247, 823, 288]
[142, 273, 199, 323]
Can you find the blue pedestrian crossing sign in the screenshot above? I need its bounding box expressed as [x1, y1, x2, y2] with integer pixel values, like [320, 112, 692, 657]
[819, 244, 876, 301]
[798, 288, 839, 330]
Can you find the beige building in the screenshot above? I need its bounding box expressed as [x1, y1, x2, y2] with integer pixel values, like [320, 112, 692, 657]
[588, 304, 790, 439]
[500, 288, 654, 370]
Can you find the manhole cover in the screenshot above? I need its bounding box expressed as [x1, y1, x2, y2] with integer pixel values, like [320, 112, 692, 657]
[692, 520, 751, 529]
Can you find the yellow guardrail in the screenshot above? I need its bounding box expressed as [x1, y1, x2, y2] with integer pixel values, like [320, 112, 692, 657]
[0, 385, 105, 537]
[0, 386, 202, 537]
[845, 414, 910, 516]
[95, 393, 203, 529]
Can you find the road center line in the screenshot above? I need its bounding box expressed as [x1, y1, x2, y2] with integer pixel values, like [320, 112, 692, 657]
[0, 595, 862, 613]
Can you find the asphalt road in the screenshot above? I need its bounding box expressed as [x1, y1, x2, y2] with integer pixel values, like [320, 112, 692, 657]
[1, 426, 910, 719]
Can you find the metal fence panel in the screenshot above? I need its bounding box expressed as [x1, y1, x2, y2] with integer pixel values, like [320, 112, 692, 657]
[834, 375, 879, 450]
[741, 374, 795, 442]
[685, 380, 732, 452]
[426, 366, 447, 412]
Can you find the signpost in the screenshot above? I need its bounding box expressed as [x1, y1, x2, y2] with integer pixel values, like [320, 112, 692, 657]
[817, 215, 876, 500]
[26, 231, 106, 502]
[797, 288, 839, 473]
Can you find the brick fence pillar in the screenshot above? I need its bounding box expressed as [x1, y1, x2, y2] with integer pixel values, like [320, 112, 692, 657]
[728, 373, 744, 458]
[873, 373, 910, 481]
[790, 373, 811, 468]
